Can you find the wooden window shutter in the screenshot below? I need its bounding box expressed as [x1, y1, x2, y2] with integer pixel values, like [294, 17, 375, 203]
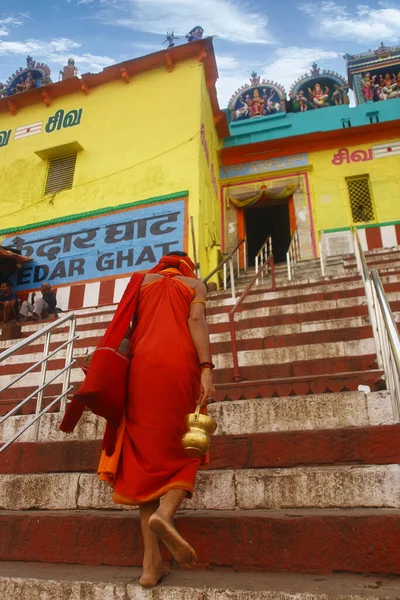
[45, 154, 77, 195]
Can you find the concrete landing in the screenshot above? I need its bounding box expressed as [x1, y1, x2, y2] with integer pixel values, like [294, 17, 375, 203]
[1, 562, 400, 600]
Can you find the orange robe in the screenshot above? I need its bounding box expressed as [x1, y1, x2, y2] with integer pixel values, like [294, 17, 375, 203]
[98, 272, 201, 505]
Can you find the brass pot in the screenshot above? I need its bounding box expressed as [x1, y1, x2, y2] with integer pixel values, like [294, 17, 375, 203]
[181, 404, 217, 458]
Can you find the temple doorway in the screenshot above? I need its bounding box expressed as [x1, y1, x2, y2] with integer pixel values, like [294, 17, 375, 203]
[245, 199, 292, 264]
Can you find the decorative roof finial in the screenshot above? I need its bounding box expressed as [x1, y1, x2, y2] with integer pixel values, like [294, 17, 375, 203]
[310, 62, 320, 77]
[249, 71, 261, 86]
[163, 31, 179, 48]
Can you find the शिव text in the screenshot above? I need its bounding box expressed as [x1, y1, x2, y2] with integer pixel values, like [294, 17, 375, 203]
[331, 147, 373, 165]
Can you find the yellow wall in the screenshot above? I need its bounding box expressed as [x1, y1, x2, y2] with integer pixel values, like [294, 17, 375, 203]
[197, 70, 222, 279]
[309, 139, 400, 232]
[0, 58, 222, 276]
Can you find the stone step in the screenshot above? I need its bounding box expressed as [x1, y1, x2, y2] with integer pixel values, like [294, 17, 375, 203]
[0, 324, 376, 376]
[1, 562, 400, 598]
[0, 391, 392, 444]
[1, 464, 400, 511]
[0, 509, 399, 576]
[0, 365, 385, 419]
[0, 333, 377, 390]
[3, 423, 399, 474]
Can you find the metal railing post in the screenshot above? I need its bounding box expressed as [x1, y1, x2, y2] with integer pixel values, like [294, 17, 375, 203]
[243, 240, 247, 271]
[319, 240, 326, 277]
[229, 254, 275, 382]
[0, 312, 78, 452]
[33, 331, 52, 440]
[287, 252, 291, 281]
[229, 257, 236, 300]
[61, 315, 76, 412]
[223, 262, 227, 290]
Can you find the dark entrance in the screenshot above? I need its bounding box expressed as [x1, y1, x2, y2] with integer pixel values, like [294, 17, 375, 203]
[245, 200, 291, 264]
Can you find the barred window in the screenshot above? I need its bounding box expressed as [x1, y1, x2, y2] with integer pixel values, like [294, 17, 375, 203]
[346, 176, 375, 223]
[44, 154, 77, 195]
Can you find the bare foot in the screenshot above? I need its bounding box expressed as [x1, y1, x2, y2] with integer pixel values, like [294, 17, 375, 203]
[139, 563, 170, 588]
[149, 513, 197, 568]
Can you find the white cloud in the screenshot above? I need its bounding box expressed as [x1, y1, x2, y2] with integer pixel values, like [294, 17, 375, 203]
[84, 0, 275, 44]
[0, 37, 115, 76]
[215, 46, 342, 107]
[299, 2, 400, 43]
[0, 14, 27, 37]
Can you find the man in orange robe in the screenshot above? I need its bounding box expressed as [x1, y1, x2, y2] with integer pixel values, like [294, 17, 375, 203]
[98, 251, 214, 587]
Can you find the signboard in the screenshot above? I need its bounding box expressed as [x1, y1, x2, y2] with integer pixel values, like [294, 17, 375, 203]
[325, 231, 354, 257]
[2, 198, 186, 291]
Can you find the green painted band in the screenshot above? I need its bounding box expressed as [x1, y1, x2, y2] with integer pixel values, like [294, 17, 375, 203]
[322, 219, 400, 233]
[0, 191, 189, 236]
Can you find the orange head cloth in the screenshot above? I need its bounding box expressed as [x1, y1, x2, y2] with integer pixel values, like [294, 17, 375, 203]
[149, 255, 198, 279]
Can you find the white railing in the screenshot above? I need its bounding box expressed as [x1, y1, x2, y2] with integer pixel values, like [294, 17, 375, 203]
[352, 228, 400, 421]
[319, 231, 327, 277]
[255, 236, 273, 286]
[0, 312, 77, 452]
[370, 269, 400, 421]
[202, 239, 247, 301]
[286, 230, 301, 281]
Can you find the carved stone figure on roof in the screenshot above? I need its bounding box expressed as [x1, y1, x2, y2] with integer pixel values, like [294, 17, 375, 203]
[60, 58, 78, 81]
[308, 82, 330, 107]
[163, 31, 179, 48]
[290, 64, 347, 112]
[332, 83, 350, 105]
[15, 71, 35, 93]
[185, 26, 204, 43]
[361, 72, 375, 100]
[2, 57, 52, 96]
[228, 74, 286, 122]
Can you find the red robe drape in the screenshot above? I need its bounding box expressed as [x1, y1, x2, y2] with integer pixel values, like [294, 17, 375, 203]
[98, 271, 202, 505]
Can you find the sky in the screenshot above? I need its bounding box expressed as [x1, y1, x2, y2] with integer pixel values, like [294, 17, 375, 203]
[0, 0, 400, 108]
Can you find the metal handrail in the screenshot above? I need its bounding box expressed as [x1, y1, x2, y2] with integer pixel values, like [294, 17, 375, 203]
[319, 231, 327, 277]
[370, 269, 400, 421]
[255, 236, 272, 286]
[229, 253, 276, 382]
[202, 238, 247, 300]
[0, 312, 77, 452]
[286, 230, 300, 281]
[352, 227, 383, 370]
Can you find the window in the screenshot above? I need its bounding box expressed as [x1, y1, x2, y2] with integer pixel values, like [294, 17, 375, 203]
[346, 176, 375, 223]
[44, 154, 77, 195]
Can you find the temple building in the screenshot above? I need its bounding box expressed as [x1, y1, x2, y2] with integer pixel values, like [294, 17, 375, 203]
[0, 38, 400, 309]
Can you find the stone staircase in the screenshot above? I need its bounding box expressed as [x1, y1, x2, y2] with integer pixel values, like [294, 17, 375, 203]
[1, 248, 400, 598]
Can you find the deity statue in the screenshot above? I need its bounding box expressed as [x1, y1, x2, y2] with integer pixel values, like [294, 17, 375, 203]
[332, 83, 350, 105]
[60, 58, 78, 81]
[15, 71, 35, 93]
[185, 26, 204, 43]
[249, 88, 265, 117]
[381, 72, 400, 99]
[361, 73, 376, 101]
[163, 31, 179, 48]
[308, 82, 330, 108]
[293, 89, 308, 112]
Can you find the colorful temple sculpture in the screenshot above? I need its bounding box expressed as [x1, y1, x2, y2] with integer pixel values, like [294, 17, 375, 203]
[228, 72, 286, 121]
[289, 63, 349, 111]
[345, 43, 400, 104]
[0, 56, 52, 98]
[0, 39, 399, 310]
[60, 58, 78, 81]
